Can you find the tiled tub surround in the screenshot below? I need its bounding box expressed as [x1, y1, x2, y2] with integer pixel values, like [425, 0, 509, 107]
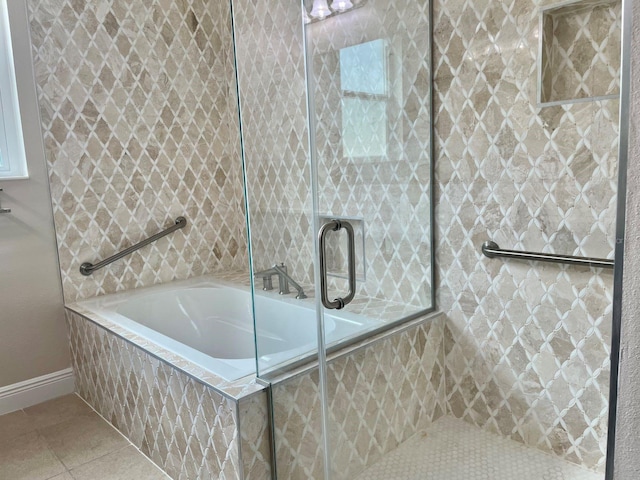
[66, 264, 447, 480]
[271, 313, 447, 480]
[66, 310, 271, 480]
[28, 0, 248, 303]
[69, 271, 436, 382]
[434, 0, 619, 472]
[67, 272, 447, 480]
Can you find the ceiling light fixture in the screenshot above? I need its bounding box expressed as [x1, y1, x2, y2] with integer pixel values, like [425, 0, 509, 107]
[310, 0, 331, 19]
[331, 0, 354, 12]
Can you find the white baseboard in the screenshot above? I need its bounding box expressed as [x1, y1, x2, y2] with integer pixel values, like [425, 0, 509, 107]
[0, 368, 75, 415]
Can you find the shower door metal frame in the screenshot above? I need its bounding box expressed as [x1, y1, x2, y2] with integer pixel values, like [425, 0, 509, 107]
[605, 0, 632, 477]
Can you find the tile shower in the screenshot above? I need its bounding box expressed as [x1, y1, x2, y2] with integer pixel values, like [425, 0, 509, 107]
[22, 0, 622, 479]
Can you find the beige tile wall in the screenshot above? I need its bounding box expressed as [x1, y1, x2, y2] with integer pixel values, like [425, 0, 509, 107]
[28, 0, 249, 303]
[233, 0, 435, 314]
[434, 0, 619, 471]
[238, 393, 271, 480]
[541, 0, 621, 104]
[232, 0, 315, 288]
[272, 316, 446, 480]
[67, 310, 271, 480]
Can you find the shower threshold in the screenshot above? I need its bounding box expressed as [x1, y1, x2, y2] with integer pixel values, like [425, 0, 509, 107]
[353, 416, 601, 480]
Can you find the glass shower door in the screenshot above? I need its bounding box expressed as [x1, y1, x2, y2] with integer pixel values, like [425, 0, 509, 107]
[232, 0, 434, 477]
[303, 0, 435, 478]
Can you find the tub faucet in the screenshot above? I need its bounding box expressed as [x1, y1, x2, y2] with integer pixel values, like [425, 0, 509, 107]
[254, 263, 308, 300]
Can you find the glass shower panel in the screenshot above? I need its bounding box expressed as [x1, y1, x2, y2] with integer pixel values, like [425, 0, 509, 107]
[306, 0, 435, 353]
[231, 0, 322, 378]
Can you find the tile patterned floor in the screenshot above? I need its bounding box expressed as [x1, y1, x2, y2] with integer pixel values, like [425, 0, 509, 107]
[3, 395, 604, 480]
[0, 394, 169, 480]
[354, 416, 603, 480]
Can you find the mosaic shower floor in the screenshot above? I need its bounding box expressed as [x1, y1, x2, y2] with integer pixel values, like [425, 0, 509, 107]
[354, 416, 602, 480]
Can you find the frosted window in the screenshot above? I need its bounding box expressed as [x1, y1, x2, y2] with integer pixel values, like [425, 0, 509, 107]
[340, 39, 387, 95]
[340, 39, 388, 159]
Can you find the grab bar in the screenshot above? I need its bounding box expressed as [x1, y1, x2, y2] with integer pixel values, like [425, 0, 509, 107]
[481, 241, 614, 269]
[80, 216, 187, 276]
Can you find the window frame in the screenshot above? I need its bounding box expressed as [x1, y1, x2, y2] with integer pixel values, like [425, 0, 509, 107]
[0, 0, 28, 180]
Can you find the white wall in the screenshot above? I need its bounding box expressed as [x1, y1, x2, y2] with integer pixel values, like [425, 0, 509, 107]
[614, 0, 640, 477]
[0, 0, 69, 389]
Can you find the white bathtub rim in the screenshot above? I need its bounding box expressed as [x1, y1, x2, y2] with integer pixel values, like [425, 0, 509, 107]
[71, 280, 337, 382]
[66, 274, 420, 398]
[66, 306, 265, 402]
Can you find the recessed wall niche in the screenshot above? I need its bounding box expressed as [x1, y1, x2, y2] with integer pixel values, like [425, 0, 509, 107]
[538, 0, 621, 106]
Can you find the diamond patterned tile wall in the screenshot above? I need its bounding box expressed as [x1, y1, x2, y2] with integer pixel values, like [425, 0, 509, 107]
[238, 392, 272, 480]
[272, 315, 447, 480]
[67, 310, 243, 479]
[541, 0, 621, 104]
[433, 0, 620, 471]
[28, 0, 249, 303]
[232, 0, 316, 287]
[233, 0, 435, 315]
[68, 310, 271, 480]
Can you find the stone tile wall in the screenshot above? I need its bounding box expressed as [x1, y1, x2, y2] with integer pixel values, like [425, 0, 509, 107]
[67, 309, 270, 480]
[541, 0, 621, 104]
[232, 0, 315, 288]
[238, 393, 272, 480]
[272, 315, 446, 480]
[28, 0, 249, 303]
[433, 0, 620, 471]
[233, 0, 435, 315]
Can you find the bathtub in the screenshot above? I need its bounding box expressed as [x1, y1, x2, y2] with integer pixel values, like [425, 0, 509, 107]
[73, 277, 369, 381]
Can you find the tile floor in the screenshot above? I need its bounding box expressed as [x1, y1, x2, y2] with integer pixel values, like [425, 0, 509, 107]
[0, 394, 169, 480]
[2, 395, 605, 480]
[354, 416, 603, 480]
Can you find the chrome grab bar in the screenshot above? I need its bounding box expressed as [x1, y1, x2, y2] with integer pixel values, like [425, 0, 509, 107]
[481, 241, 614, 269]
[318, 219, 356, 310]
[80, 216, 187, 276]
[0, 188, 10, 213]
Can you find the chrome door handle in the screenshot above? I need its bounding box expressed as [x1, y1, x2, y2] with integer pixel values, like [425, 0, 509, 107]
[318, 219, 356, 310]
